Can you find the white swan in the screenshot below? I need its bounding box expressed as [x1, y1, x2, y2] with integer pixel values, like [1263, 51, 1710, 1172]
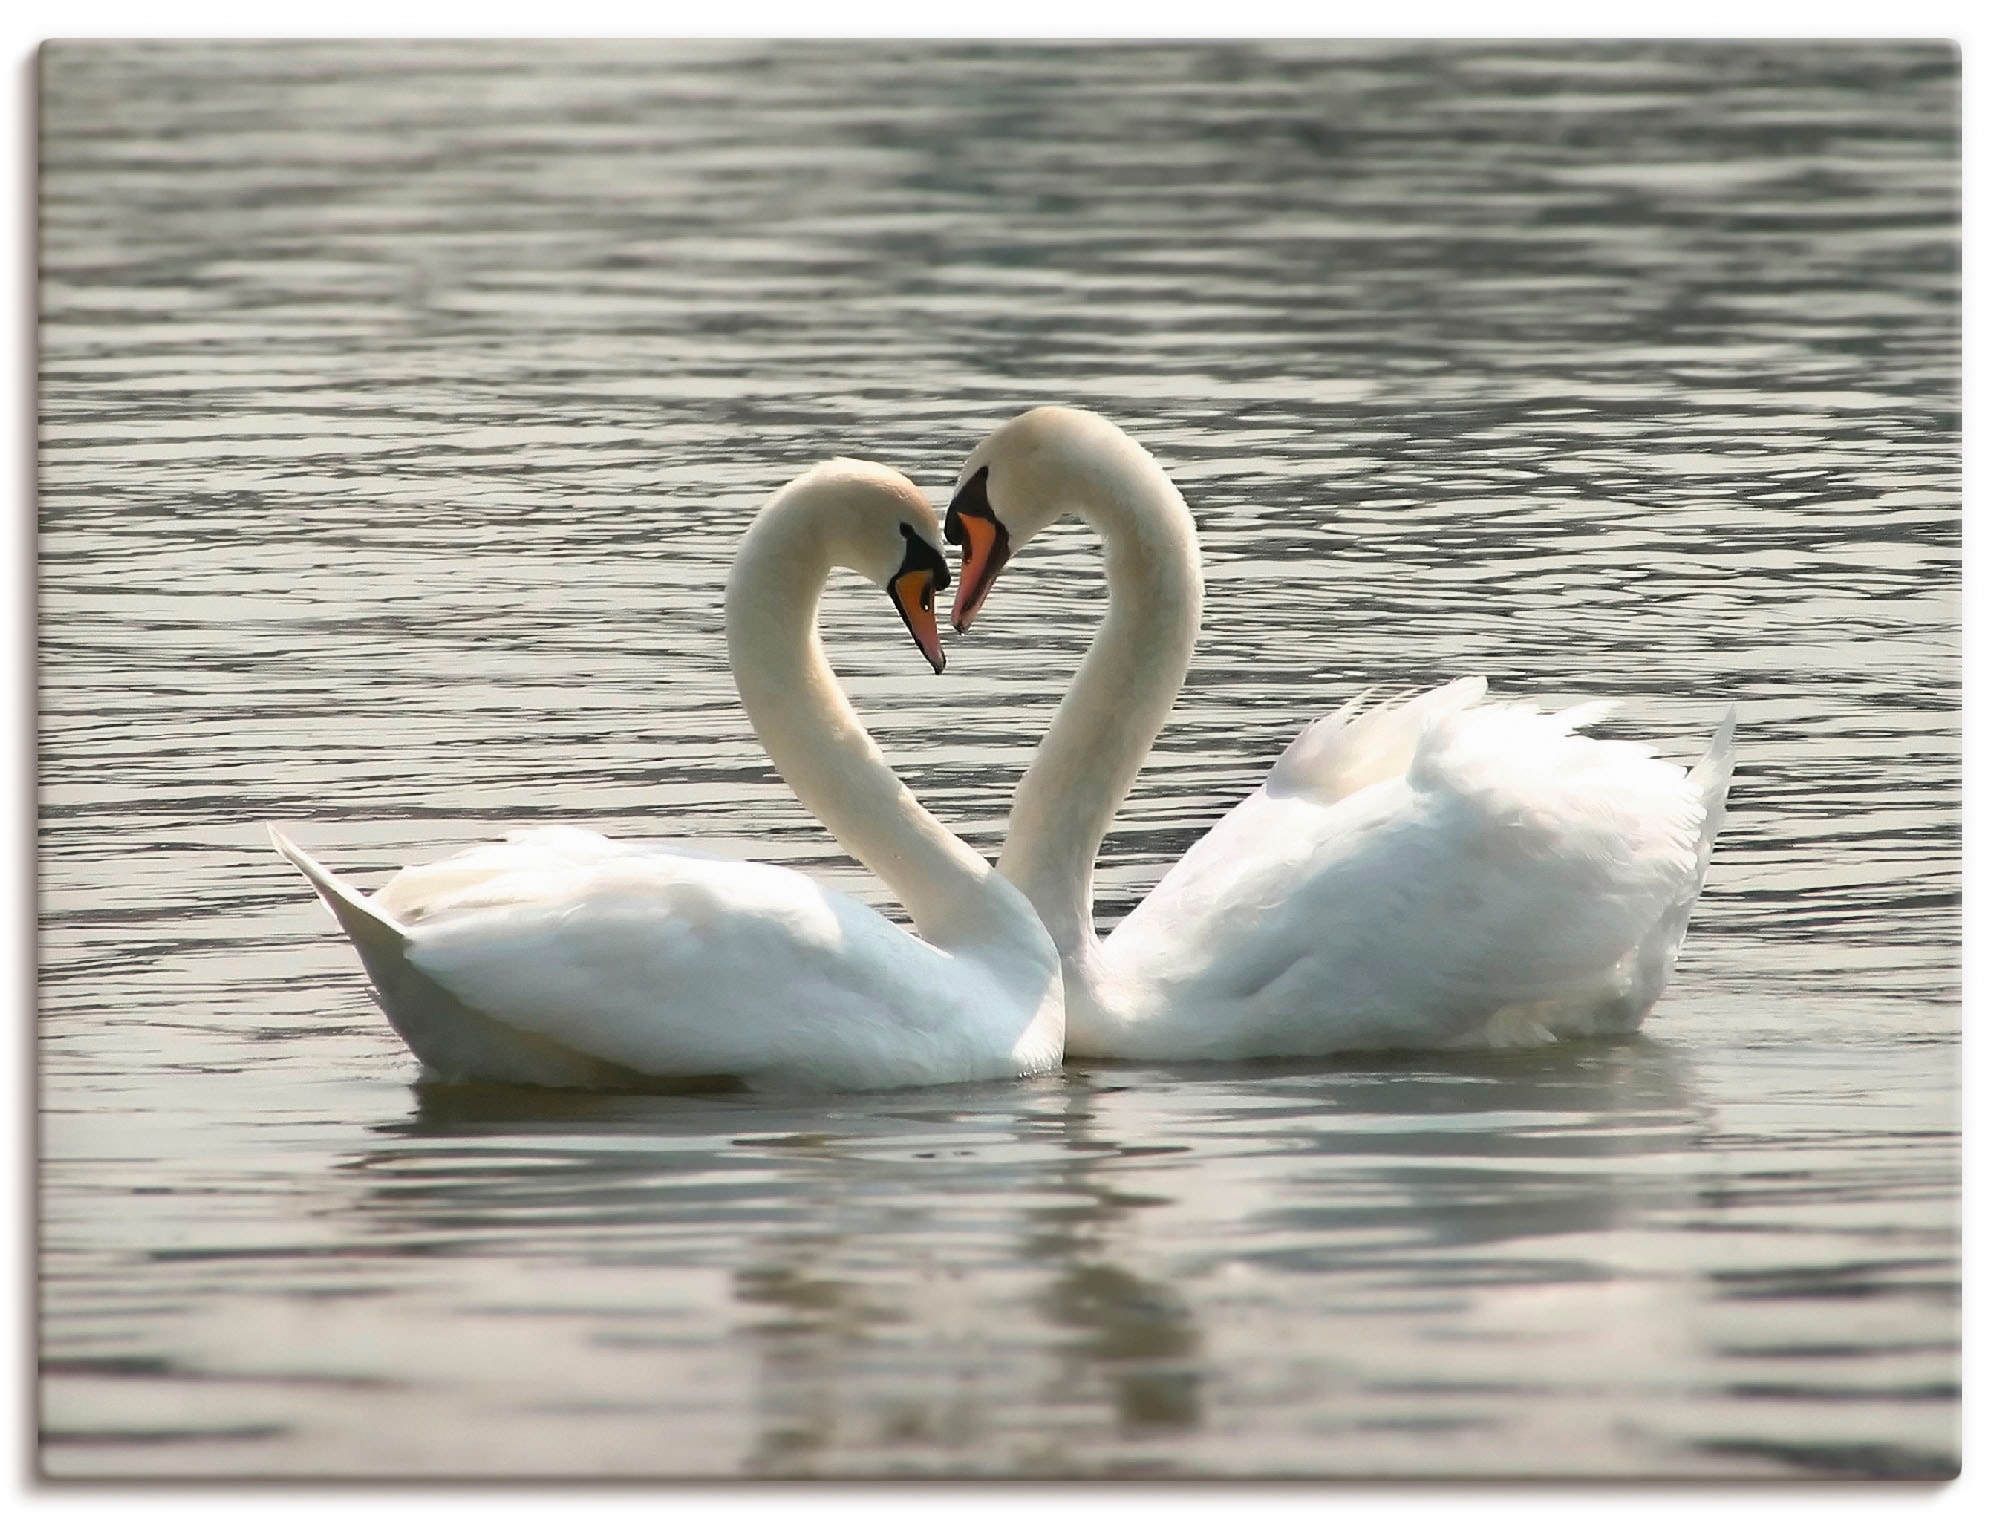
[943, 406, 1735, 1061]
[271, 459, 1064, 1092]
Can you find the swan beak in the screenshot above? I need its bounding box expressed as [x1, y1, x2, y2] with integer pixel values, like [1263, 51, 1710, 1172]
[889, 567, 947, 674]
[945, 503, 1011, 634]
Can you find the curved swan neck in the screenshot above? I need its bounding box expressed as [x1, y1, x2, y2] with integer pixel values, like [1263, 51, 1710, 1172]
[996, 422, 1203, 957]
[724, 504, 997, 947]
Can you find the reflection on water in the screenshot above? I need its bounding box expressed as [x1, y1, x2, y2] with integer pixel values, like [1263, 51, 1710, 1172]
[82, 1035, 1915, 1479]
[37, 39, 1956, 1477]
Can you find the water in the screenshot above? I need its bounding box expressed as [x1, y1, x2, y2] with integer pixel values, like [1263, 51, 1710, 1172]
[35, 39, 1959, 1479]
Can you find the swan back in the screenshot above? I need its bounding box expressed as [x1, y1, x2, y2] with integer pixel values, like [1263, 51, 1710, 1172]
[401, 843, 1040, 1089]
[1098, 688, 1734, 1057]
[1268, 675, 1488, 803]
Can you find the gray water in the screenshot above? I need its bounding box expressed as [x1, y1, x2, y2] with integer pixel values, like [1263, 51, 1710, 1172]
[36, 40, 1959, 1479]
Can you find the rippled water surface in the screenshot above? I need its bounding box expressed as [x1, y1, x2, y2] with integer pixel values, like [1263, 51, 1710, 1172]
[37, 40, 1958, 1478]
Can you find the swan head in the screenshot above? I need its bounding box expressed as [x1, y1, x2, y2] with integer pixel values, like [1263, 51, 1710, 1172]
[792, 458, 954, 674]
[944, 406, 1126, 632]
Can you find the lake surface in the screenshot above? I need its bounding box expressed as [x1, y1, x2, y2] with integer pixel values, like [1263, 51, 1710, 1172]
[35, 39, 1959, 1479]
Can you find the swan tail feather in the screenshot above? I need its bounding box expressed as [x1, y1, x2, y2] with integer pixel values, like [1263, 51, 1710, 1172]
[270, 826, 659, 1088]
[1688, 706, 1737, 882]
[269, 824, 409, 962]
[1544, 706, 1736, 1038]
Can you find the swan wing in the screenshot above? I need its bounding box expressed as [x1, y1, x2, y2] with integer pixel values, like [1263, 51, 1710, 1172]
[286, 829, 1041, 1091]
[373, 824, 722, 923]
[1264, 675, 1489, 804]
[1101, 689, 1726, 1057]
[409, 851, 990, 1089]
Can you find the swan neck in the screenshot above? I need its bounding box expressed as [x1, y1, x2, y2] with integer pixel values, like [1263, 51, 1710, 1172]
[997, 437, 1202, 957]
[724, 516, 996, 946]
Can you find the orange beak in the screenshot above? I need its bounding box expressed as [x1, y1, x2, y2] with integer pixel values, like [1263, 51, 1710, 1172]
[889, 567, 946, 674]
[950, 509, 1012, 634]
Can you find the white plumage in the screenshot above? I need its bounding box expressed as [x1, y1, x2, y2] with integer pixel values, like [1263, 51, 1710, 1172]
[273, 461, 1064, 1092]
[945, 407, 1735, 1062]
[1098, 680, 1734, 1058]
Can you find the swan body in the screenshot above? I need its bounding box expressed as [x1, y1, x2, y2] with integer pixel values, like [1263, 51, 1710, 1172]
[1083, 679, 1734, 1058]
[274, 460, 1064, 1092]
[945, 406, 1735, 1061]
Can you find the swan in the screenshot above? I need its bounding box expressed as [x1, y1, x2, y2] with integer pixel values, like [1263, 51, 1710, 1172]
[942, 405, 1735, 1061]
[271, 459, 1064, 1092]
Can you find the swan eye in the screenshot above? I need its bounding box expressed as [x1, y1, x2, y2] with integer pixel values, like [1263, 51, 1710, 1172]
[893, 520, 951, 590]
[943, 469, 1012, 634]
[944, 466, 993, 546]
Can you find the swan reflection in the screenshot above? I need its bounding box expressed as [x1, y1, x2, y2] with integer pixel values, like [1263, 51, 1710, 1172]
[324, 1037, 1700, 1474]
